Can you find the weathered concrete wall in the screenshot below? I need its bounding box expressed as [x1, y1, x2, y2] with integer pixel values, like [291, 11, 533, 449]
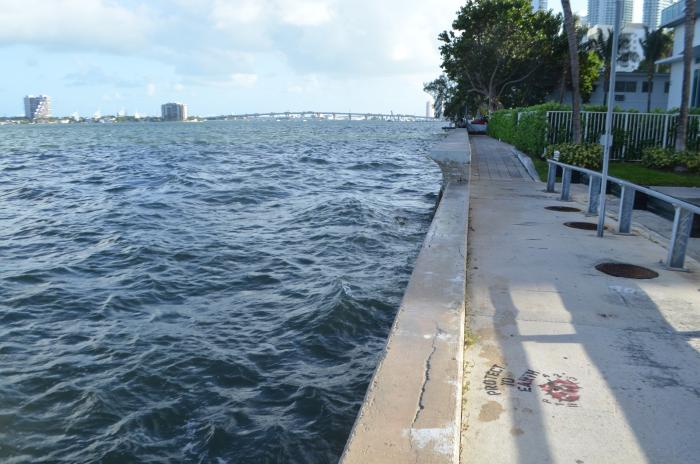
[340, 130, 470, 463]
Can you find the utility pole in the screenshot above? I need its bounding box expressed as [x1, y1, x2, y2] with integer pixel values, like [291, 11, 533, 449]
[597, 0, 622, 238]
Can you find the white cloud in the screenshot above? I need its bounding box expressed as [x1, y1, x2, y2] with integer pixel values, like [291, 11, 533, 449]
[0, 0, 152, 52]
[211, 0, 263, 26]
[277, 0, 333, 26]
[147, 83, 156, 96]
[230, 73, 258, 87]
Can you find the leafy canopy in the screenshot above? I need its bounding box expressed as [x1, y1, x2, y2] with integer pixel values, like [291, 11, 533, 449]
[438, 0, 562, 113]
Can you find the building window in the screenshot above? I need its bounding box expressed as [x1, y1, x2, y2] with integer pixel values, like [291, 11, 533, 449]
[642, 82, 653, 93]
[615, 81, 636, 93]
[692, 70, 700, 108]
[615, 94, 625, 102]
[664, 82, 670, 93]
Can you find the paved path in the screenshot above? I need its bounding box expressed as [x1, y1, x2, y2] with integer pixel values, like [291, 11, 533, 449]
[470, 136, 532, 181]
[461, 138, 700, 463]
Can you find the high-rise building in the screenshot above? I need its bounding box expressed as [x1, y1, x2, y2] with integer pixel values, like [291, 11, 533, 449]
[161, 102, 188, 121]
[24, 95, 51, 119]
[531, 0, 548, 11]
[425, 101, 434, 118]
[587, 0, 634, 27]
[643, 0, 673, 29]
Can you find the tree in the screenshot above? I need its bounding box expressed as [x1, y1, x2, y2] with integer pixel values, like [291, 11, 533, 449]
[562, 0, 582, 143]
[641, 29, 673, 112]
[579, 51, 604, 103]
[438, 0, 562, 114]
[423, 75, 453, 118]
[554, 21, 602, 104]
[676, 0, 696, 150]
[589, 27, 638, 104]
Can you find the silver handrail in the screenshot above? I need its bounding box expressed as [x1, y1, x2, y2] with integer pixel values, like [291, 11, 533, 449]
[546, 159, 698, 269]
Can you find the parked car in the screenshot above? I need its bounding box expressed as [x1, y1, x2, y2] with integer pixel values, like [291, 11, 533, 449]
[467, 116, 488, 134]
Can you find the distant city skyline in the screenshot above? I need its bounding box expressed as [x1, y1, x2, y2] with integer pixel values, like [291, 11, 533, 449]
[0, 0, 643, 117]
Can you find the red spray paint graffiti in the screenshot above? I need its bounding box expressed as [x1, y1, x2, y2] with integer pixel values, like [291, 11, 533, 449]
[539, 378, 581, 402]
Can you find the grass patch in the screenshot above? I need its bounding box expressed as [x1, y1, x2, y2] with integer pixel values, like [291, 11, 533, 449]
[531, 156, 549, 182]
[524, 154, 700, 187]
[608, 163, 700, 187]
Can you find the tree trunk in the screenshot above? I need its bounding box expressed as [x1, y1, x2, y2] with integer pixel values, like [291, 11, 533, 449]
[562, 0, 581, 143]
[603, 65, 611, 108]
[646, 66, 654, 113]
[676, 0, 696, 151]
[558, 65, 567, 104]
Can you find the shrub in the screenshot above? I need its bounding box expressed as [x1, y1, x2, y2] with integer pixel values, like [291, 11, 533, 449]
[641, 147, 678, 169]
[487, 104, 564, 157]
[543, 143, 603, 170]
[678, 151, 700, 173]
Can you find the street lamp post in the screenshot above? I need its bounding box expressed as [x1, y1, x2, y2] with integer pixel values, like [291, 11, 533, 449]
[597, 0, 623, 237]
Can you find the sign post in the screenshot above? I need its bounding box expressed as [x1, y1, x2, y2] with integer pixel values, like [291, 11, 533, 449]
[597, 0, 622, 238]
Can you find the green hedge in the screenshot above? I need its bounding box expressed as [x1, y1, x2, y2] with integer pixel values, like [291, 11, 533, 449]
[488, 103, 570, 157]
[487, 102, 609, 158]
[488, 103, 698, 161]
[544, 143, 603, 170]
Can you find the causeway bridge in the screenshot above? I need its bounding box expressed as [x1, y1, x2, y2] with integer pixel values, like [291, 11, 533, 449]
[208, 111, 437, 122]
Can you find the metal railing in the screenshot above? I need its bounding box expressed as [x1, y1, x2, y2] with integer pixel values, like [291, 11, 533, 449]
[546, 159, 699, 269]
[545, 111, 700, 161]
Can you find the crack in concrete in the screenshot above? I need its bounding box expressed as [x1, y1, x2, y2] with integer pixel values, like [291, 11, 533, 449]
[411, 325, 442, 428]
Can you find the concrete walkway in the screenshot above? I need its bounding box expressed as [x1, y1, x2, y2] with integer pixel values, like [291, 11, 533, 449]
[461, 138, 700, 463]
[470, 136, 532, 181]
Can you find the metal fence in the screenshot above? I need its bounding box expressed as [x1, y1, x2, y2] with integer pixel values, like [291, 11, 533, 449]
[545, 111, 700, 161]
[546, 159, 699, 269]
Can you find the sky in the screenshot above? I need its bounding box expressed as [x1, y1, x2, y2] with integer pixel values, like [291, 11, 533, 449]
[0, 0, 642, 117]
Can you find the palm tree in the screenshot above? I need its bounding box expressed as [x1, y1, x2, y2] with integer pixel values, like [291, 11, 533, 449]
[641, 29, 673, 112]
[589, 28, 637, 104]
[562, 0, 581, 143]
[676, 0, 696, 151]
[589, 29, 614, 103]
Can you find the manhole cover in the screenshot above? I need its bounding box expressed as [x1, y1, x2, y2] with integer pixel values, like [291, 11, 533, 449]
[545, 206, 581, 212]
[595, 262, 659, 279]
[564, 221, 603, 230]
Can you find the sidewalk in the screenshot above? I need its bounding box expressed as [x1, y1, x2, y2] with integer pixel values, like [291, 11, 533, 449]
[461, 137, 700, 463]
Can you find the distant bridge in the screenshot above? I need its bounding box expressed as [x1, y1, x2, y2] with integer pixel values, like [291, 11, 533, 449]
[208, 111, 438, 122]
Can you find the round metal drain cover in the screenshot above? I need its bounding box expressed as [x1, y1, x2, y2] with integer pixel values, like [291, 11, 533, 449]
[545, 206, 581, 212]
[595, 262, 659, 279]
[564, 221, 601, 230]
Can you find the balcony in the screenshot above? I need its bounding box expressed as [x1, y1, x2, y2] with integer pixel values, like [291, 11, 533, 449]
[660, 0, 700, 28]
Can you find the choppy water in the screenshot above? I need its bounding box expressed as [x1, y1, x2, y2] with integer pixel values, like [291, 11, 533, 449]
[0, 120, 442, 463]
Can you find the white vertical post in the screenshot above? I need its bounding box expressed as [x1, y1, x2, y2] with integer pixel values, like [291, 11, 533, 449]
[622, 112, 629, 160]
[597, 1, 622, 238]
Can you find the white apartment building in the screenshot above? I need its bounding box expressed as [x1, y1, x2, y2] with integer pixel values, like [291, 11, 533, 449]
[24, 95, 51, 119]
[161, 102, 188, 121]
[587, 0, 634, 26]
[532, 0, 548, 11]
[657, 0, 700, 109]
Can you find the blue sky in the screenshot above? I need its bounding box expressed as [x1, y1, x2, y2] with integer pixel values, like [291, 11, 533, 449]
[0, 0, 636, 117]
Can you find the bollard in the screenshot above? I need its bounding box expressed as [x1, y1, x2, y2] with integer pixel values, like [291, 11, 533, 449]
[560, 167, 572, 201]
[587, 176, 601, 215]
[546, 163, 556, 192]
[667, 207, 694, 269]
[617, 186, 635, 233]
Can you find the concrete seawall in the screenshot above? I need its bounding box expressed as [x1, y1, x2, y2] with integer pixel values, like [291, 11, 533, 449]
[340, 130, 470, 463]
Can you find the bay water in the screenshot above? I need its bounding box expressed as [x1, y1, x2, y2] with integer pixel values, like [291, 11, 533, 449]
[0, 120, 442, 463]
